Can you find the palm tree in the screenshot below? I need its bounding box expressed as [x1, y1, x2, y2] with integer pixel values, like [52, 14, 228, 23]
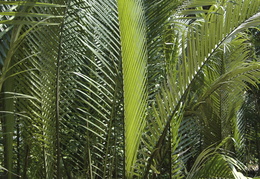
[184, 34, 260, 178]
[0, 0, 260, 178]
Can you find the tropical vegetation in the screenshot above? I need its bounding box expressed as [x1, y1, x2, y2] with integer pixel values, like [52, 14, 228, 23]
[0, 0, 260, 178]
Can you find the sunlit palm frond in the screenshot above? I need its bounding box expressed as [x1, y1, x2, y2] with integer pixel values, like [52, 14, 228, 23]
[117, 0, 149, 177]
[141, 0, 260, 177]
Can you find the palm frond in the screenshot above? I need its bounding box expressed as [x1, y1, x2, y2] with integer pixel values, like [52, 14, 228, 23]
[191, 35, 260, 147]
[57, 0, 123, 178]
[141, 0, 260, 177]
[144, 0, 184, 99]
[0, 2, 65, 178]
[187, 144, 246, 179]
[117, 0, 148, 177]
[0, 0, 260, 178]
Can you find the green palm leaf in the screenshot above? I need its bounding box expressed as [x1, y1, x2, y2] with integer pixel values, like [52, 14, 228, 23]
[0, 0, 260, 178]
[59, 0, 123, 178]
[117, 0, 148, 177]
[141, 0, 260, 177]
